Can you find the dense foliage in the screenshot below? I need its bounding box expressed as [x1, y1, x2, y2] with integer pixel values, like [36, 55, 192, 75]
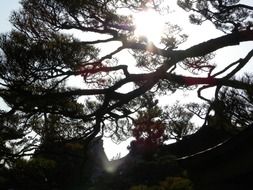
[0, 0, 253, 189]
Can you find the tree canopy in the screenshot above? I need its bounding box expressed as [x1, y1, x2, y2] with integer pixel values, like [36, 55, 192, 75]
[0, 0, 253, 189]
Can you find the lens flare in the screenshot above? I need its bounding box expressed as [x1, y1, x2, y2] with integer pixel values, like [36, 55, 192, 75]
[134, 9, 165, 44]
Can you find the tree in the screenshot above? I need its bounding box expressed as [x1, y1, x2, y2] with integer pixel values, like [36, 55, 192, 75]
[211, 74, 253, 129]
[163, 101, 196, 141]
[128, 103, 168, 154]
[128, 101, 196, 155]
[1, 0, 253, 189]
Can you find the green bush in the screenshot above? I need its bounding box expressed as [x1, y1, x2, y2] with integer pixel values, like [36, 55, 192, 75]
[129, 177, 193, 190]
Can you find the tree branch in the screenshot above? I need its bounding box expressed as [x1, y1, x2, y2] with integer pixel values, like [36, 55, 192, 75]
[174, 30, 253, 60]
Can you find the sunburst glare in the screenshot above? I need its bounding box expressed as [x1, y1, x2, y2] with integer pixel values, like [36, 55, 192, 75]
[134, 9, 165, 44]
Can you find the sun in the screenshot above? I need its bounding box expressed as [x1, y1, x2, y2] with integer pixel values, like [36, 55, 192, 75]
[133, 9, 165, 44]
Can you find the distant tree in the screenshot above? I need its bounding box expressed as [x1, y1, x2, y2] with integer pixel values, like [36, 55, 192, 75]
[128, 100, 196, 155]
[128, 104, 168, 154]
[163, 102, 197, 141]
[211, 74, 253, 130]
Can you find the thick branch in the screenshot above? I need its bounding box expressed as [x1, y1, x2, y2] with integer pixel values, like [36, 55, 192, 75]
[163, 73, 253, 92]
[122, 30, 253, 61]
[222, 4, 253, 11]
[175, 30, 253, 59]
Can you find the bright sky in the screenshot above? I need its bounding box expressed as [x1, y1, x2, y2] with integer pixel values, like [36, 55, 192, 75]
[1, 0, 253, 159]
[0, 1, 21, 32]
